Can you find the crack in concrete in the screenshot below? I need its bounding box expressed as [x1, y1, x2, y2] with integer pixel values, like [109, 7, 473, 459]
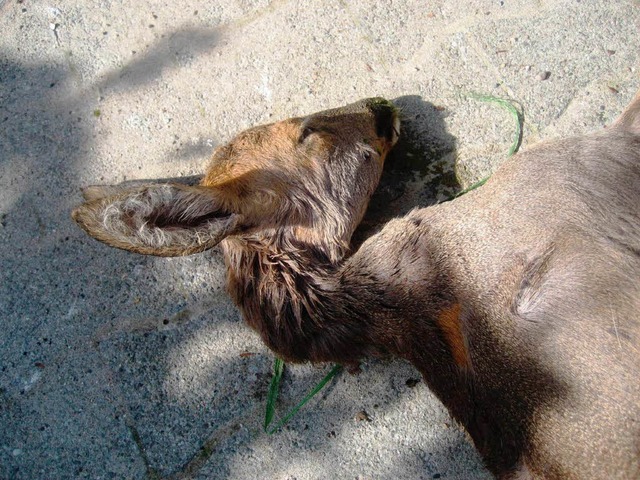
[164, 405, 260, 480]
[126, 418, 162, 480]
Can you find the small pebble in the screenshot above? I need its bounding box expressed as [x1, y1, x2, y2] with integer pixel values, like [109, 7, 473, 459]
[539, 71, 551, 81]
[355, 410, 371, 422]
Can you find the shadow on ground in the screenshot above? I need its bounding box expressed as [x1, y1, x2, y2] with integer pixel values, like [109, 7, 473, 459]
[353, 95, 459, 247]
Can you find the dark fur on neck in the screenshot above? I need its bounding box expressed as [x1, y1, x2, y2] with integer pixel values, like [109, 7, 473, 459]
[221, 231, 386, 365]
[220, 222, 459, 373]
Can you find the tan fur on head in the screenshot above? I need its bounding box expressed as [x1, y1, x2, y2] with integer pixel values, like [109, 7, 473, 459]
[201, 109, 398, 262]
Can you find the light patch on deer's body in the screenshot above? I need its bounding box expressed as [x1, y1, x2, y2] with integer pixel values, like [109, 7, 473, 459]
[611, 303, 623, 350]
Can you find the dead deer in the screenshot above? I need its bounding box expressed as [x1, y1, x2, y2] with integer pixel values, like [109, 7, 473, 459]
[72, 94, 640, 479]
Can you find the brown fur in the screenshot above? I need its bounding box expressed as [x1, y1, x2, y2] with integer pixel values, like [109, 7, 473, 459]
[436, 303, 470, 368]
[72, 94, 640, 479]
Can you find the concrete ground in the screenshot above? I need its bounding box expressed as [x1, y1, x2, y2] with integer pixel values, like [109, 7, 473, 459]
[0, 0, 638, 478]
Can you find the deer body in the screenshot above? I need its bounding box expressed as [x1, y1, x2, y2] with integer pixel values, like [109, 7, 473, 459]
[73, 95, 640, 479]
[344, 129, 640, 478]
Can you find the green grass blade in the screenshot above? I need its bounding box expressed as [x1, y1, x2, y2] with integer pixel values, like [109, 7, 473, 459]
[447, 93, 525, 201]
[265, 363, 343, 435]
[452, 175, 490, 199]
[264, 357, 285, 432]
[468, 92, 523, 156]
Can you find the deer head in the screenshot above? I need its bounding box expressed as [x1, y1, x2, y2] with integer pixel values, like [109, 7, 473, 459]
[72, 98, 399, 260]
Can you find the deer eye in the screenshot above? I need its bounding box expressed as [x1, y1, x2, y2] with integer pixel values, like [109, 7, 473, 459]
[299, 126, 317, 143]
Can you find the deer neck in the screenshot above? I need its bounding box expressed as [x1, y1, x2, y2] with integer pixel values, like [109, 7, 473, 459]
[219, 224, 458, 368]
[221, 223, 477, 440]
[220, 230, 385, 366]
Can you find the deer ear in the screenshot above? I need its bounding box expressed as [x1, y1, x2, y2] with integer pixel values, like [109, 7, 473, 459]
[72, 183, 243, 256]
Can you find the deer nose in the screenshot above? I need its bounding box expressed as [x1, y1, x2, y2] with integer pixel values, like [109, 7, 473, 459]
[366, 98, 400, 144]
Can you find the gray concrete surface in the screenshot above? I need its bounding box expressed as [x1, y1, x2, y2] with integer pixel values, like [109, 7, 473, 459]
[1, 0, 638, 478]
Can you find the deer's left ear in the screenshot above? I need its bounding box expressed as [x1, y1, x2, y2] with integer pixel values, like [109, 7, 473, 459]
[72, 183, 244, 257]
